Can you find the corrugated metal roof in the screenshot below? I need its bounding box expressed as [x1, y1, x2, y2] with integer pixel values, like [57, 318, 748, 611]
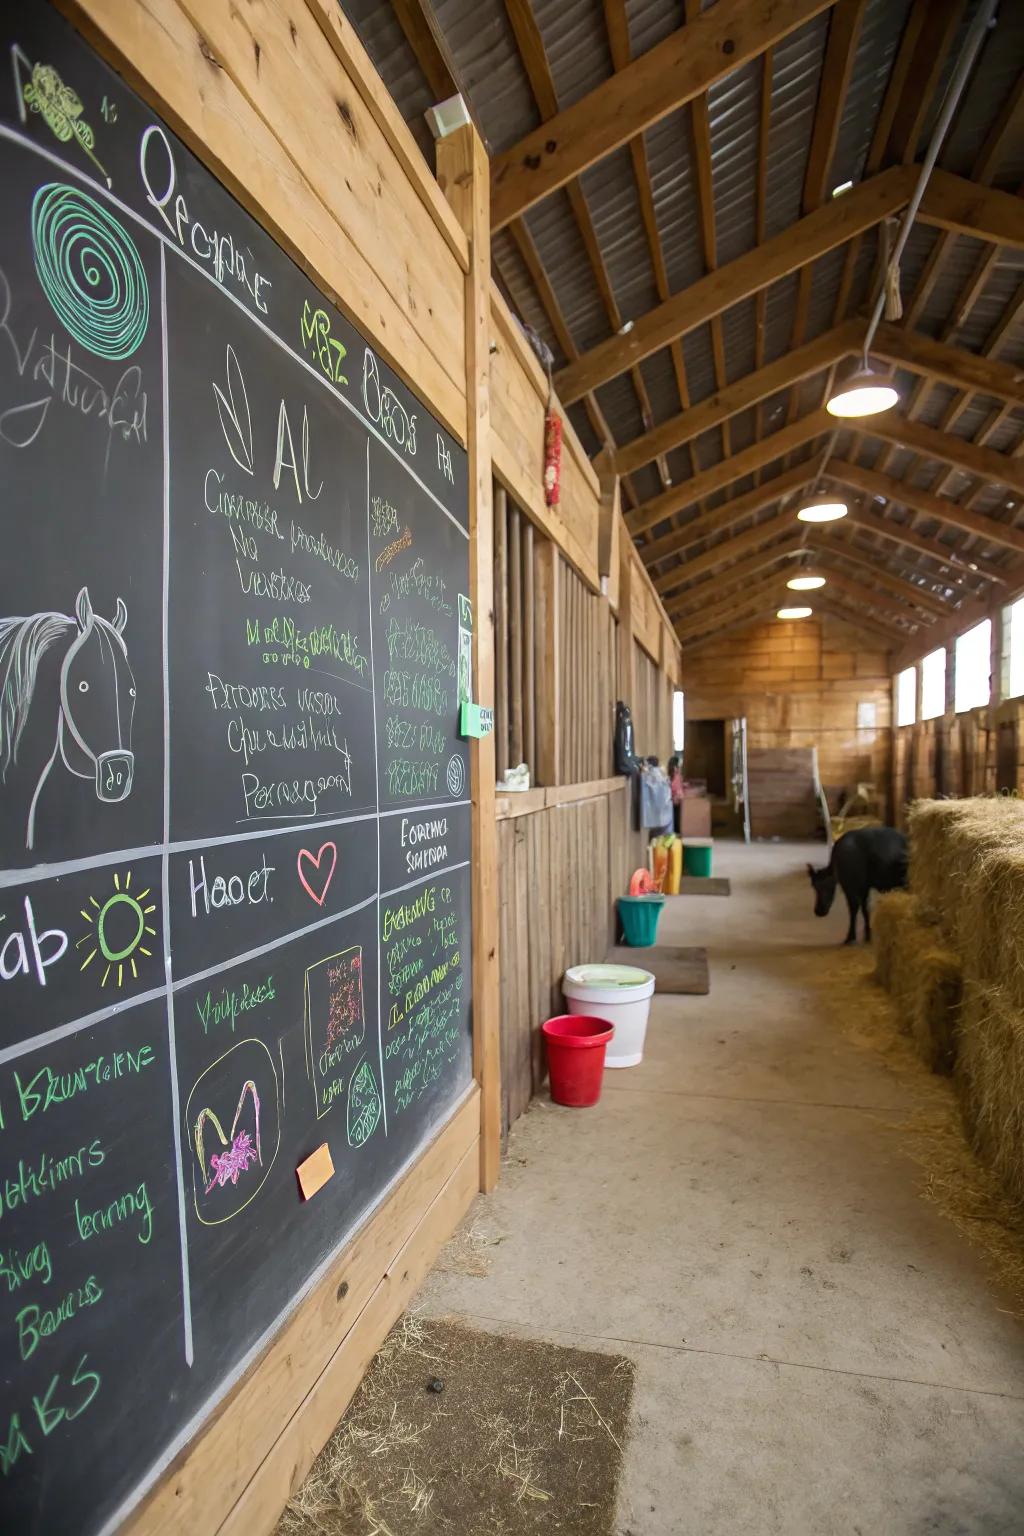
[340, 0, 1024, 616]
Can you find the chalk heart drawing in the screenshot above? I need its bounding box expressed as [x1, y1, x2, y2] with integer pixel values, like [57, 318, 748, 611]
[185, 1037, 281, 1227]
[0, 586, 137, 850]
[297, 841, 337, 906]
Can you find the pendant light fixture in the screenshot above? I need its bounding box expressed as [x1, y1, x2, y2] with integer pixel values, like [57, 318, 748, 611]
[796, 498, 847, 523]
[786, 571, 827, 591]
[826, 362, 899, 419]
[777, 606, 813, 620]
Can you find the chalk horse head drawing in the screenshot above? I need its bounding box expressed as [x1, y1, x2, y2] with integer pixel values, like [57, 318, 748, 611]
[0, 586, 136, 849]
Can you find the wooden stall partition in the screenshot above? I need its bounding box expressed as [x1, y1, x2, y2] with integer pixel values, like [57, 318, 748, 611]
[495, 780, 646, 1142]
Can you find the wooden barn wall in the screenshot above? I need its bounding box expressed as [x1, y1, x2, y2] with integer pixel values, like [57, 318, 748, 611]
[683, 617, 892, 816]
[892, 699, 1024, 828]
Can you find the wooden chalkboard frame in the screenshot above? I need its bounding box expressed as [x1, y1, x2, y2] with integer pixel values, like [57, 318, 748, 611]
[6, 1, 500, 1530]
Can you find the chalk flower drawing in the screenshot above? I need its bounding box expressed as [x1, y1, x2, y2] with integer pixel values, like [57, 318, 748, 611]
[212, 344, 254, 475]
[185, 1039, 281, 1226]
[32, 183, 148, 360]
[0, 587, 137, 849]
[19, 56, 109, 185]
[76, 866, 156, 988]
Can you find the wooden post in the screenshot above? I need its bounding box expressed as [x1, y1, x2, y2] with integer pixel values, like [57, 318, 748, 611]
[494, 484, 509, 781]
[534, 536, 560, 785]
[617, 536, 635, 708]
[437, 122, 500, 1193]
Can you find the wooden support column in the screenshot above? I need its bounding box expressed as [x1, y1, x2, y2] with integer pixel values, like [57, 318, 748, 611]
[617, 536, 635, 705]
[437, 123, 500, 1193]
[534, 535, 560, 785]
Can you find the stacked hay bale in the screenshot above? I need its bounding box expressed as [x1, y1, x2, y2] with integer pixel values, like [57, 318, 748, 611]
[906, 798, 1024, 1207]
[872, 890, 961, 1074]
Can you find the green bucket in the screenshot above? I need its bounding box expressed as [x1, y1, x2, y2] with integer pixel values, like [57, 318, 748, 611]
[683, 842, 713, 878]
[617, 894, 665, 946]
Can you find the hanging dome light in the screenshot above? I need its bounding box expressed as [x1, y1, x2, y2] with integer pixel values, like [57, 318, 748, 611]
[786, 571, 827, 591]
[777, 606, 813, 620]
[826, 362, 899, 418]
[796, 498, 848, 523]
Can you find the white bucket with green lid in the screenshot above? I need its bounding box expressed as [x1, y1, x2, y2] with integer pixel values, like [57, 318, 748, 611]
[562, 963, 656, 1068]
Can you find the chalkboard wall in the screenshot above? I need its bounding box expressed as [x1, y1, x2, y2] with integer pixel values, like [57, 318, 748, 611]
[0, 8, 473, 1532]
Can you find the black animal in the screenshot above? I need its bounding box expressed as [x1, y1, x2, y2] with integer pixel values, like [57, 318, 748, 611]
[807, 825, 908, 944]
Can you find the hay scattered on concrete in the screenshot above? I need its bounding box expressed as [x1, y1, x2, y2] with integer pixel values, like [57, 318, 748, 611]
[813, 946, 1024, 1308]
[434, 1214, 506, 1279]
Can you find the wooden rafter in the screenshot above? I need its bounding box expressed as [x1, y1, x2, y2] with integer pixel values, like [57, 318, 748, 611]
[675, 575, 791, 639]
[816, 597, 902, 646]
[869, 323, 1024, 408]
[888, 0, 966, 165]
[555, 167, 913, 402]
[490, 0, 838, 229]
[656, 512, 798, 597]
[808, 567, 927, 629]
[818, 525, 967, 608]
[668, 542, 803, 620]
[838, 497, 1005, 589]
[501, 0, 651, 500]
[642, 465, 812, 568]
[752, 46, 773, 488]
[809, 548, 948, 619]
[868, 414, 1024, 498]
[602, 0, 698, 503]
[829, 459, 1024, 558]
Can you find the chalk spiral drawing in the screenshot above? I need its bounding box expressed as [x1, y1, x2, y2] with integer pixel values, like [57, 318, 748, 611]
[76, 866, 157, 988]
[31, 183, 149, 360]
[0, 587, 137, 849]
[185, 1038, 281, 1226]
[446, 753, 465, 797]
[20, 59, 109, 185]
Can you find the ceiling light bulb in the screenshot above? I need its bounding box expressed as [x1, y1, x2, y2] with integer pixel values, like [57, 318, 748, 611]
[777, 606, 813, 620]
[786, 573, 826, 590]
[797, 499, 848, 523]
[826, 363, 899, 418]
[831, 179, 854, 198]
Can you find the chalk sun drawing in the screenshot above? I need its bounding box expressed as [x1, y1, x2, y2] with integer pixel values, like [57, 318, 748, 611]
[185, 1038, 281, 1226]
[76, 866, 156, 988]
[31, 184, 148, 360]
[0, 587, 137, 850]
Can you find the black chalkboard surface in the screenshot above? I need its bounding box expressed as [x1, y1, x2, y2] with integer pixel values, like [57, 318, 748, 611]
[0, 8, 473, 1533]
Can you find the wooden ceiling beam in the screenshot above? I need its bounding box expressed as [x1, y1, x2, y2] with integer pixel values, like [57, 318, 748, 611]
[752, 46, 773, 486]
[490, 0, 838, 229]
[668, 542, 803, 620]
[867, 413, 1024, 498]
[869, 323, 1024, 408]
[918, 169, 1024, 252]
[675, 576, 791, 640]
[809, 543, 951, 618]
[806, 567, 928, 629]
[816, 598, 900, 647]
[886, 0, 966, 166]
[829, 459, 1024, 558]
[554, 167, 913, 403]
[656, 512, 797, 598]
[631, 409, 833, 535]
[617, 321, 862, 476]
[816, 525, 967, 608]
[837, 498, 1004, 589]
[641, 465, 813, 569]
[680, 602, 788, 652]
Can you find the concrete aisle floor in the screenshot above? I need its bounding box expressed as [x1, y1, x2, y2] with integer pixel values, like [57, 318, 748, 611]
[420, 841, 1024, 1535]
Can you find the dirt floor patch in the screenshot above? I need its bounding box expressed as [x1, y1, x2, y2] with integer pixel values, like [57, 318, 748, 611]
[277, 1317, 634, 1536]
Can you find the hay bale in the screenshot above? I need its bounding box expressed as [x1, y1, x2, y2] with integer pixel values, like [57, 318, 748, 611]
[904, 945, 961, 1075]
[872, 890, 917, 990]
[908, 798, 1024, 1002]
[956, 979, 1024, 1208]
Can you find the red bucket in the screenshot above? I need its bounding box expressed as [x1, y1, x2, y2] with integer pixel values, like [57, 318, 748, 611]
[542, 1014, 615, 1107]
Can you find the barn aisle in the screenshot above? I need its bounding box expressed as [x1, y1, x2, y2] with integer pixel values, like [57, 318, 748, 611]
[421, 841, 1024, 1535]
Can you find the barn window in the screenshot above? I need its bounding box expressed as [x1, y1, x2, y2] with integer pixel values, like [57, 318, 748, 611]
[672, 690, 685, 752]
[921, 647, 946, 721]
[1004, 596, 1024, 699]
[895, 666, 916, 727]
[954, 619, 991, 713]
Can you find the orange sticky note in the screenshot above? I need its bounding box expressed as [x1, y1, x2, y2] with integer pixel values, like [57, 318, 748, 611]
[297, 1143, 334, 1201]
